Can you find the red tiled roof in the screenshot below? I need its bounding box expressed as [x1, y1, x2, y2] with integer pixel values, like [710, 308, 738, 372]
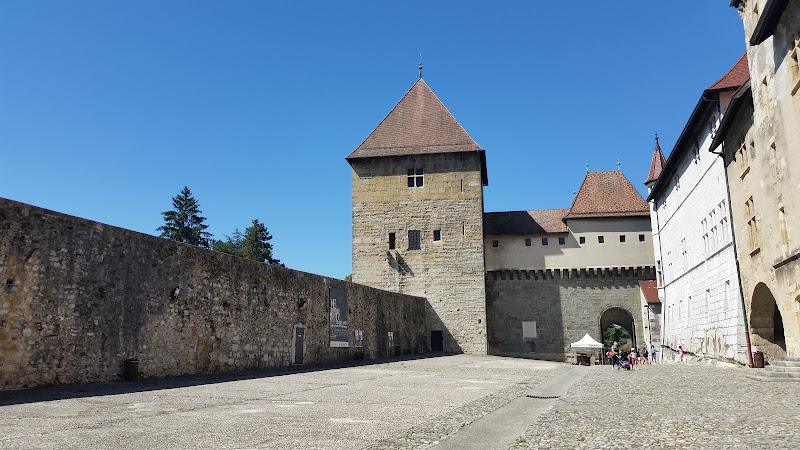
[484, 209, 569, 236]
[707, 53, 749, 91]
[565, 171, 650, 219]
[644, 136, 667, 185]
[639, 280, 659, 303]
[347, 78, 483, 160]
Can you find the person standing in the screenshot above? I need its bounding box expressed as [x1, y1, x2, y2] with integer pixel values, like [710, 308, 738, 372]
[678, 345, 684, 363]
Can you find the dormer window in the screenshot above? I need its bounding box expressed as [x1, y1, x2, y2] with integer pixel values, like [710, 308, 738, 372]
[407, 168, 424, 187]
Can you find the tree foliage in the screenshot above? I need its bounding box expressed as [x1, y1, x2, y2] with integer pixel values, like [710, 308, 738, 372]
[157, 186, 212, 247]
[603, 324, 631, 350]
[212, 219, 282, 266]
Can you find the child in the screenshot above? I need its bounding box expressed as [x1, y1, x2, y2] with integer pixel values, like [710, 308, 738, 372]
[678, 345, 684, 362]
[630, 348, 638, 369]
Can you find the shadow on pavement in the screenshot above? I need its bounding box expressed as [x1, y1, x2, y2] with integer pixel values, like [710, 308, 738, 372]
[0, 352, 456, 406]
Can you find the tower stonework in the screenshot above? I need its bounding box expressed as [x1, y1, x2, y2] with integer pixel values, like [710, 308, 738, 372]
[347, 79, 488, 354]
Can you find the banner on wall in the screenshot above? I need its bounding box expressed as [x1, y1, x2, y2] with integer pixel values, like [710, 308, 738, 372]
[329, 287, 349, 347]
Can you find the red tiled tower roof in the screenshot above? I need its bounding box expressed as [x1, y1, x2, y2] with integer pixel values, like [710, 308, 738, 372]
[347, 78, 483, 160]
[565, 171, 649, 220]
[639, 280, 660, 303]
[706, 53, 749, 91]
[484, 209, 569, 236]
[644, 135, 667, 185]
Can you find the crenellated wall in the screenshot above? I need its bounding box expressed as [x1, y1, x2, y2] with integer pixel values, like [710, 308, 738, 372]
[0, 197, 428, 389]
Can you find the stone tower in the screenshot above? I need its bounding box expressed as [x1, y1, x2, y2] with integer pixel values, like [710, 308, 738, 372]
[347, 78, 488, 354]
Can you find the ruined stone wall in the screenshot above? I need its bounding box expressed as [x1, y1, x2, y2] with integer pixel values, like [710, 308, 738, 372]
[485, 268, 652, 361]
[350, 152, 487, 354]
[0, 197, 428, 389]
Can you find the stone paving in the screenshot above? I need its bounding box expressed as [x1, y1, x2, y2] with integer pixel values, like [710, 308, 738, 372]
[1, 355, 799, 449]
[510, 362, 800, 450]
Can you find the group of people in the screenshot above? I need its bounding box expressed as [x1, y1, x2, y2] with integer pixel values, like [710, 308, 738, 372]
[607, 341, 657, 370]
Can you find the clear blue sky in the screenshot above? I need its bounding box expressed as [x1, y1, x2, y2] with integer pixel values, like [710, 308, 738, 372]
[1, 2, 747, 279]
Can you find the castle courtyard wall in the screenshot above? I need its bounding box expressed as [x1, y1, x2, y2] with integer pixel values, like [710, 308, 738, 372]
[485, 268, 652, 361]
[0, 197, 428, 389]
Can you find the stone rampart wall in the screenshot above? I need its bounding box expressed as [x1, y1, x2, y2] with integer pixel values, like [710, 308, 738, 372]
[486, 268, 654, 361]
[0, 198, 428, 389]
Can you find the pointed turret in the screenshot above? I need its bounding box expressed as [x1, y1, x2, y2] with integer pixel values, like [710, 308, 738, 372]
[644, 134, 666, 187]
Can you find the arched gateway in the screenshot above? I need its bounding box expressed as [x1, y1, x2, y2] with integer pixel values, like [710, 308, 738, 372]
[600, 307, 636, 349]
[750, 283, 787, 362]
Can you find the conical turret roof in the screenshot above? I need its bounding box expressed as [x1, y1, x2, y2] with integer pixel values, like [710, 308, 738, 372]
[347, 78, 483, 160]
[644, 135, 667, 185]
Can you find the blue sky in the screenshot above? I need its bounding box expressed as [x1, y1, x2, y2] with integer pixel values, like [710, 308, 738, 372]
[1, 2, 747, 279]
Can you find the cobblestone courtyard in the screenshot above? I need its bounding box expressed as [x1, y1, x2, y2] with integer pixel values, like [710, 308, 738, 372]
[1, 355, 798, 449]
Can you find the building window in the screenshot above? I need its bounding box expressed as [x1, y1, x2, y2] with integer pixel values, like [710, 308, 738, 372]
[639, 234, 645, 242]
[389, 233, 396, 250]
[579, 236, 585, 245]
[525, 238, 531, 246]
[541, 238, 548, 246]
[779, 207, 789, 256]
[790, 37, 800, 96]
[407, 168, 423, 187]
[598, 236, 604, 244]
[559, 237, 566, 245]
[354, 330, 364, 347]
[408, 230, 421, 250]
[433, 229, 441, 241]
[745, 197, 759, 253]
[619, 235, 626, 243]
[492, 240, 499, 248]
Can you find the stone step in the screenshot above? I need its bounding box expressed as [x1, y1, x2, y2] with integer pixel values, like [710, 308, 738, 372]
[746, 374, 800, 383]
[760, 370, 800, 378]
[772, 360, 800, 367]
[766, 364, 800, 372]
[786, 356, 800, 362]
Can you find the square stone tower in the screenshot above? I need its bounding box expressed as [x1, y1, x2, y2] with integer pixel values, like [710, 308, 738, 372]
[347, 78, 488, 354]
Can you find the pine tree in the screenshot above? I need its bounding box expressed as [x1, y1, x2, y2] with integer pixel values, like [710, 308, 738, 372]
[157, 186, 212, 247]
[212, 219, 282, 266]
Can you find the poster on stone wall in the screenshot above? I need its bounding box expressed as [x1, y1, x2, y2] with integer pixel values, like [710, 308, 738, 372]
[329, 287, 349, 347]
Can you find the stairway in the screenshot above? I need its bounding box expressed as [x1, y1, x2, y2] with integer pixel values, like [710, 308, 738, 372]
[746, 357, 800, 382]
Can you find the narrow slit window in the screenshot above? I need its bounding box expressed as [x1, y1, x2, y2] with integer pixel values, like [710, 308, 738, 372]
[433, 230, 441, 241]
[389, 233, 396, 250]
[579, 236, 586, 244]
[619, 235, 626, 243]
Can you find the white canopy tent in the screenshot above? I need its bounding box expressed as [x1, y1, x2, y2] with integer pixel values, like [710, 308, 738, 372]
[570, 333, 604, 349]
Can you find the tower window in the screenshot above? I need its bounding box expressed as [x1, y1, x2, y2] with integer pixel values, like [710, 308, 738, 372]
[433, 230, 441, 241]
[598, 236, 605, 244]
[408, 230, 421, 250]
[407, 168, 423, 187]
[579, 236, 586, 244]
[639, 234, 646, 242]
[492, 240, 499, 248]
[525, 238, 531, 246]
[389, 233, 396, 250]
[559, 237, 566, 245]
[541, 238, 548, 246]
[619, 235, 626, 243]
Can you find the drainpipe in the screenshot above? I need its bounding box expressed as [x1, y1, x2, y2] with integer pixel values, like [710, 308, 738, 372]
[652, 200, 666, 363]
[711, 140, 754, 368]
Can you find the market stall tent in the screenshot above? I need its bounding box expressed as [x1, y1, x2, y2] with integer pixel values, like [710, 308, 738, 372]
[570, 333, 604, 348]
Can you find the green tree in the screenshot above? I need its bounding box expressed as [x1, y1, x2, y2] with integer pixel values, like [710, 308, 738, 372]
[212, 219, 282, 266]
[157, 186, 212, 247]
[603, 324, 631, 350]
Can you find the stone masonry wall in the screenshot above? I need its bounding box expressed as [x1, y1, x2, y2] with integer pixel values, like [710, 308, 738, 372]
[350, 152, 487, 354]
[486, 268, 652, 361]
[0, 197, 428, 389]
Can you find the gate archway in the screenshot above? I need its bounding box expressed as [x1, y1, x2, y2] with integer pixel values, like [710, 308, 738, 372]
[600, 307, 636, 350]
[750, 283, 786, 352]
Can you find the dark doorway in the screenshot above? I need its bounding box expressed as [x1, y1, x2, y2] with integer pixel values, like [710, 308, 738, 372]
[431, 330, 443, 351]
[751, 283, 786, 351]
[294, 326, 304, 364]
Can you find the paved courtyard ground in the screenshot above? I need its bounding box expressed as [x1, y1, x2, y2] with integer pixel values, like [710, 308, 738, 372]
[1, 355, 798, 449]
